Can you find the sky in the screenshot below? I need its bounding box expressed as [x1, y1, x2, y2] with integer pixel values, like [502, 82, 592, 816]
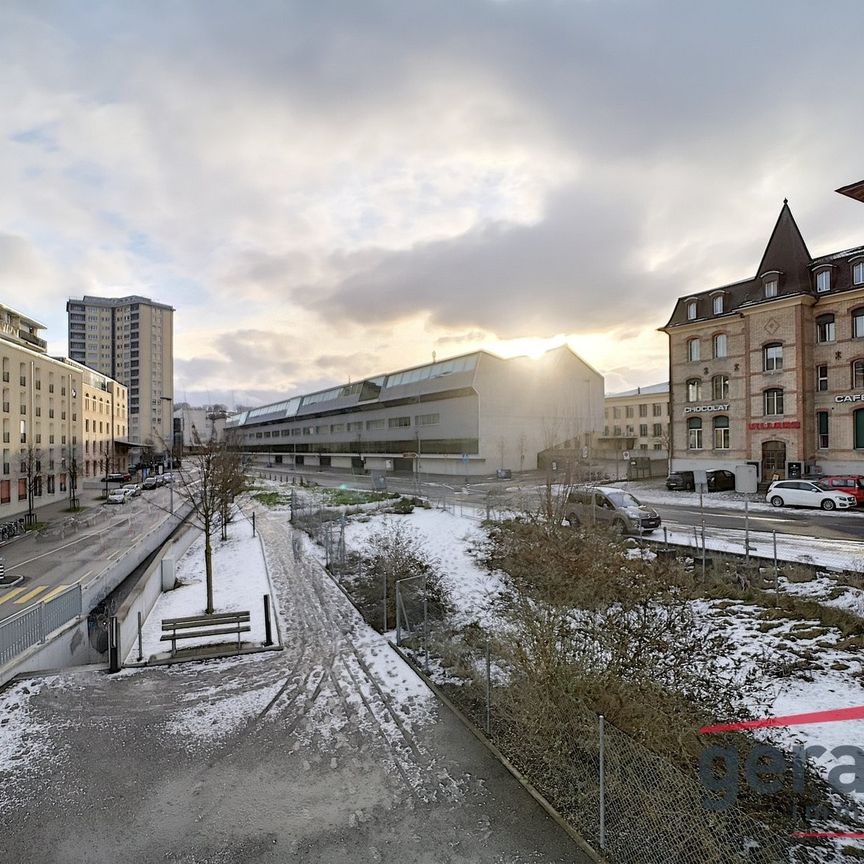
[2, 0, 864, 408]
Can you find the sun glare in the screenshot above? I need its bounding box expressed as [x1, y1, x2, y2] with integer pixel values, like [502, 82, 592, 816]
[485, 335, 569, 359]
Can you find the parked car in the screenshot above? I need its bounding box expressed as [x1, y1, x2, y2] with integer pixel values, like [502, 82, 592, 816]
[665, 471, 694, 491]
[106, 489, 127, 504]
[565, 485, 661, 534]
[820, 475, 864, 505]
[162, 472, 175, 484]
[101, 472, 131, 483]
[122, 483, 141, 498]
[496, 468, 512, 480]
[141, 476, 159, 490]
[706, 469, 736, 492]
[766, 480, 857, 511]
[665, 469, 736, 492]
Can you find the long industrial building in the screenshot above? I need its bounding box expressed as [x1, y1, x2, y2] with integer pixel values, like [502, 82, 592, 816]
[227, 346, 604, 477]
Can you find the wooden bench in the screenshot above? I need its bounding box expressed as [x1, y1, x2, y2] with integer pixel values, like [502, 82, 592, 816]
[160, 611, 251, 655]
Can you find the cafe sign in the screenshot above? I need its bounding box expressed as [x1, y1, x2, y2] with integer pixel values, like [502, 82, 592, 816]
[748, 420, 801, 430]
[835, 394, 864, 403]
[683, 403, 730, 415]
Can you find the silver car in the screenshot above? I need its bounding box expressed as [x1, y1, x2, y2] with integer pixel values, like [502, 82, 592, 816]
[565, 485, 662, 534]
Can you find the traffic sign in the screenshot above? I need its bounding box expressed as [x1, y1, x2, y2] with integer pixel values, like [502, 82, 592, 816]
[622, 450, 630, 460]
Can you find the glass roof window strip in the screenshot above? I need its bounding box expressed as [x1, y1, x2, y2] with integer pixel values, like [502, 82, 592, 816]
[384, 354, 477, 389]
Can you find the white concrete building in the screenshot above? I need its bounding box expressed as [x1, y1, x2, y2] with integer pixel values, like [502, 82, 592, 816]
[226, 347, 604, 477]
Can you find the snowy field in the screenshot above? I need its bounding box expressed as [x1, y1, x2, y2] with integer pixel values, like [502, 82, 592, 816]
[129, 522, 274, 663]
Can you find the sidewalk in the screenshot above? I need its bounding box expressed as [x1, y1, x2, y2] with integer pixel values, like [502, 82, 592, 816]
[0, 510, 592, 863]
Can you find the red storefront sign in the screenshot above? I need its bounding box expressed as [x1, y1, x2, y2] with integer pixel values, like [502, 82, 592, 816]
[748, 421, 801, 430]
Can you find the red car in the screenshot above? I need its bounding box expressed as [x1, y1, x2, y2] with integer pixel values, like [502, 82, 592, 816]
[821, 475, 864, 505]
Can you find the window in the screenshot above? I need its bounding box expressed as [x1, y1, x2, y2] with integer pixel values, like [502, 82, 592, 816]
[763, 342, 783, 372]
[638, 404, 648, 417]
[653, 423, 662, 437]
[415, 413, 440, 426]
[712, 375, 729, 400]
[613, 425, 621, 436]
[853, 308, 864, 339]
[388, 416, 411, 428]
[712, 333, 727, 358]
[764, 388, 784, 416]
[712, 294, 724, 315]
[817, 411, 829, 449]
[687, 417, 702, 450]
[856, 409, 864, 450]
[713, 416, 730, 450]
[816, 314, 835, 343]
[687, 300, 697, 321]
[625, 405, 634, 418]
[652, 403, 662, 416]
[815, 269, 831, 293]
[626, 425, 634, 435]
[687, 338, 700, 362]
[366, 418, 385, 430]
[817, 365, 828, 391]
[613, 406, 621, 419]
[854, 261, 864, 285]
[686, 379, 702, 402]
[853, 360, 864, 390]
[639, 424, 648, 437]
[764, 279, 778, 299]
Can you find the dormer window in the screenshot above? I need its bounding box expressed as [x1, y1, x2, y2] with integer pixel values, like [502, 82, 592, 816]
[764, 279, 778, 298]
[815, 269, 831, 293]
[686, 300, 697, 321]
[853, 260, 864, 286]
[712, 294, 724, 315]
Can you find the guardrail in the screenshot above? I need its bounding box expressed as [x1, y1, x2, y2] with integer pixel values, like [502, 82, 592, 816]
[0, 585, 82, 666]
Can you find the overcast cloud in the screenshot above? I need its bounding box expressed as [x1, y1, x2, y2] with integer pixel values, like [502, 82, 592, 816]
[2, 0, 863, 405]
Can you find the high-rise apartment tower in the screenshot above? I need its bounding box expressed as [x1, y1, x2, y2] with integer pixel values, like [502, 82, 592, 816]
[66, 295, 174, 448]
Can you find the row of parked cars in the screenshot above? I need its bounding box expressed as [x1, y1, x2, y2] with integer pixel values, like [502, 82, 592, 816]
[105, 473, 175, 504]
[666, 468, 864, 511]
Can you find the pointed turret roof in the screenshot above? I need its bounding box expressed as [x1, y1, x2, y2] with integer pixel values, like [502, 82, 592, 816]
[755, 200, 812, 293]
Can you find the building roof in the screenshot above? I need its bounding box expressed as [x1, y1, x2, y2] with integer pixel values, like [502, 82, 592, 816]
[661, 202, 864, 330]
[606, 382, 669, 399]
[67, 295, 175, 313]
[837, 179, 864, 204]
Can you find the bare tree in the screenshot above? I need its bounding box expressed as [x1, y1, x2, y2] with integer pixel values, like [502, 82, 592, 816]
[172, 430, 247, 614]
[22, 443, 42, 528]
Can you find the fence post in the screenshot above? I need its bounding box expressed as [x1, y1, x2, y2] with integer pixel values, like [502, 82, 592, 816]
[744, 499, 750, 566]
[485, 638, 491, 736]
[252, 511, 256, 537]
[773, 530, 779, 606]
[663, 526, 668, 552]
[423, 584, 429, 673]
[383, 568, 389, 633]
[263, 594, 273, 646]
[137, 611, 143, 662]
[599, 714, 606, 850]
[395, 579, 402, 645]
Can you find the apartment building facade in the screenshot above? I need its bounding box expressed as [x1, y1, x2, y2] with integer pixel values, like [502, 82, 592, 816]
[662, 202, 864, 480]
[1, 302, 128, 519]
[67, 295, 173, 449]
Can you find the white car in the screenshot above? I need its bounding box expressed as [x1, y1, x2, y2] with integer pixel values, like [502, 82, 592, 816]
[106, 489, 127, 505]
[122, 484, 141, 498]
[767, 480, 857, 511]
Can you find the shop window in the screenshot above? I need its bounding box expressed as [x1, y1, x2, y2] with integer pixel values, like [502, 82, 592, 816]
[856, 409, 864, 450]
[817, 412, 829, 449]
[687, 417, 702, 450]
[713, 416, 729, 450]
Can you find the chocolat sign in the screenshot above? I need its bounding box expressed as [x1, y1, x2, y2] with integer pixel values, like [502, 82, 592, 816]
[683, 403, 730, 415]
[835, 394, 864, 403]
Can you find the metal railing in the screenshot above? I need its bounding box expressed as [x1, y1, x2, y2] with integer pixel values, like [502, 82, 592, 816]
[0, 585, 82, 666]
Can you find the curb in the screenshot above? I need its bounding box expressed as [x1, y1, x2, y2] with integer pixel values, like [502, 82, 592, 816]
[125, 642, 284, 668]
[388, 641, 607, 864]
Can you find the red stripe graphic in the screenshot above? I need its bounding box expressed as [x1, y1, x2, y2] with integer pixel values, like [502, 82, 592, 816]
[700, 704, 864, 734]
[793, 832, 864, 839]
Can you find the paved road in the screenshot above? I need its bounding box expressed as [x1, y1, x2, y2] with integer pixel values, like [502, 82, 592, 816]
[0, 484, 180, 625]
[251, 465, 864, 542]
[0, 511, 590, 864]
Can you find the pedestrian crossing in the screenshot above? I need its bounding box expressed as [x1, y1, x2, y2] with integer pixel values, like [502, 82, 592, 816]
[0, 584, 73, 607]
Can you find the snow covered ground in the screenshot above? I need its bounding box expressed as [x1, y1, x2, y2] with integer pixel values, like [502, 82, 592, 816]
[129, 522, 274, 663]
